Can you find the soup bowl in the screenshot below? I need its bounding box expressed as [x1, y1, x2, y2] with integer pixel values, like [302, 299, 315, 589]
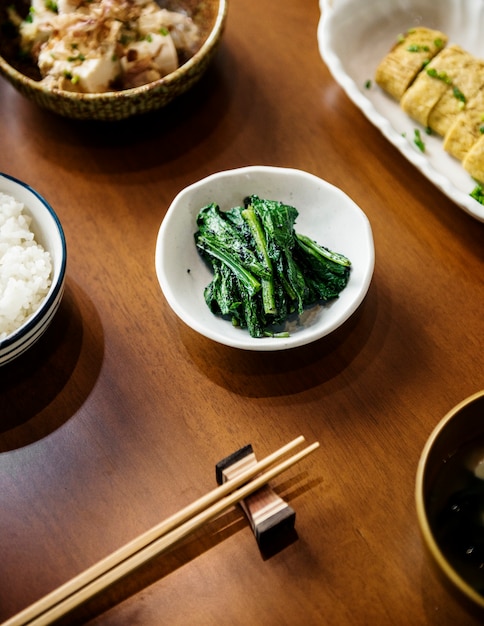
[416, 390, 484, 611]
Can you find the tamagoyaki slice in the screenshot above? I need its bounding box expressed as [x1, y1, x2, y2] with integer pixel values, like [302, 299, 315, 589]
[429, 55, 484, 137]
[400, 45, 471, 129]
[375, 27, 447, 101]
[463, 134, 484, 183]
[443, 87, 484, 160]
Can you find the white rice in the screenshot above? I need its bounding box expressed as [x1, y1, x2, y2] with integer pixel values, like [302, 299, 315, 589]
[0, 191, 53, 340]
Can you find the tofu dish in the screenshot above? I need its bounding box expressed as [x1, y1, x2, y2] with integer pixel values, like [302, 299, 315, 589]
[11, 0, 200, 92]
[376, 27, 484, 185]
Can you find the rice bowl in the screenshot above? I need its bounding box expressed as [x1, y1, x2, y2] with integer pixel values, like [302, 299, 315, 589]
[0, 191, 53, 339]
[0, 173, 66, 366]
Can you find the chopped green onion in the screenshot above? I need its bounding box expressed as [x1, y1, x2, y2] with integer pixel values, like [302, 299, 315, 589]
[44, 0, 57, 12]
[426, 68, 452, 84]
[25, 6, 34, 22]
[452, 86, 466, 104]
[470, 185, 484, 205]
[67, 53, 85, 62]
[407, 44, 429, 52]
[414, 128, 425, 152]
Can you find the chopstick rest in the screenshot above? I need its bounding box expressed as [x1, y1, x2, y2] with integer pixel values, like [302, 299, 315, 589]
[216, 444, 297, 554]
[4, 437, 318, 626]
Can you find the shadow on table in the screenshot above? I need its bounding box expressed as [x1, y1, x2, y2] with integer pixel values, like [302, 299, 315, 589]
[13, 43, 237, 177]
[180, 281, 379, 398]
[0, 279, 104, 452]
[41, 472, 320, 626]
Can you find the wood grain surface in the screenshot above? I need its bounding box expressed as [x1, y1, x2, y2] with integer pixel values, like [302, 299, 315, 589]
[0, 0, 483, 624]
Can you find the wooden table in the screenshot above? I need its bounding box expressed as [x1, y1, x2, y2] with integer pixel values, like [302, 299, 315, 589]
[1, 0, 483, 624]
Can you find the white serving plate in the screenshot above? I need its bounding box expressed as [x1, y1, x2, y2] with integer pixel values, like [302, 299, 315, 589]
[318, 0, 484, 222]
[155, 166, 374, 351]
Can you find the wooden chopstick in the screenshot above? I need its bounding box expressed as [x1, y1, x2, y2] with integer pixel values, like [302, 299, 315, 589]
[4, 437, 319, 626]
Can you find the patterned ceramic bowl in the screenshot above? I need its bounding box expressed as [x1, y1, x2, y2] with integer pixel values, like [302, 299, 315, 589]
[0, 0, 227, 121]
[0, 173, 66, 366]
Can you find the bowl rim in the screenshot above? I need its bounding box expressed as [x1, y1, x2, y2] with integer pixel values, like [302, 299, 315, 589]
[0, 171, 67, 350]
[0, 0, 228, 101]
[415, 389, 484, 609]
[155, 164, 375, 351]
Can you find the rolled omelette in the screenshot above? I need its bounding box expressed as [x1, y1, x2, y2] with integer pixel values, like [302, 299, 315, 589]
[400, 45, 473, 129]
[463, 134, 484, 183]
[428, 56, 484, 136]
[375, 27, 447, 101]
[443, 87, 484, 160]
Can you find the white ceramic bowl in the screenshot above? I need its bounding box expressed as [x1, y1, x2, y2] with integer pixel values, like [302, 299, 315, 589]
[0, 173, 66, 366]
[155, 166, 375, 351]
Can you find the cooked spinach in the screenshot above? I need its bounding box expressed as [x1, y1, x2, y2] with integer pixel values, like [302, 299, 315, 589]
[194, 195, 351, 338]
